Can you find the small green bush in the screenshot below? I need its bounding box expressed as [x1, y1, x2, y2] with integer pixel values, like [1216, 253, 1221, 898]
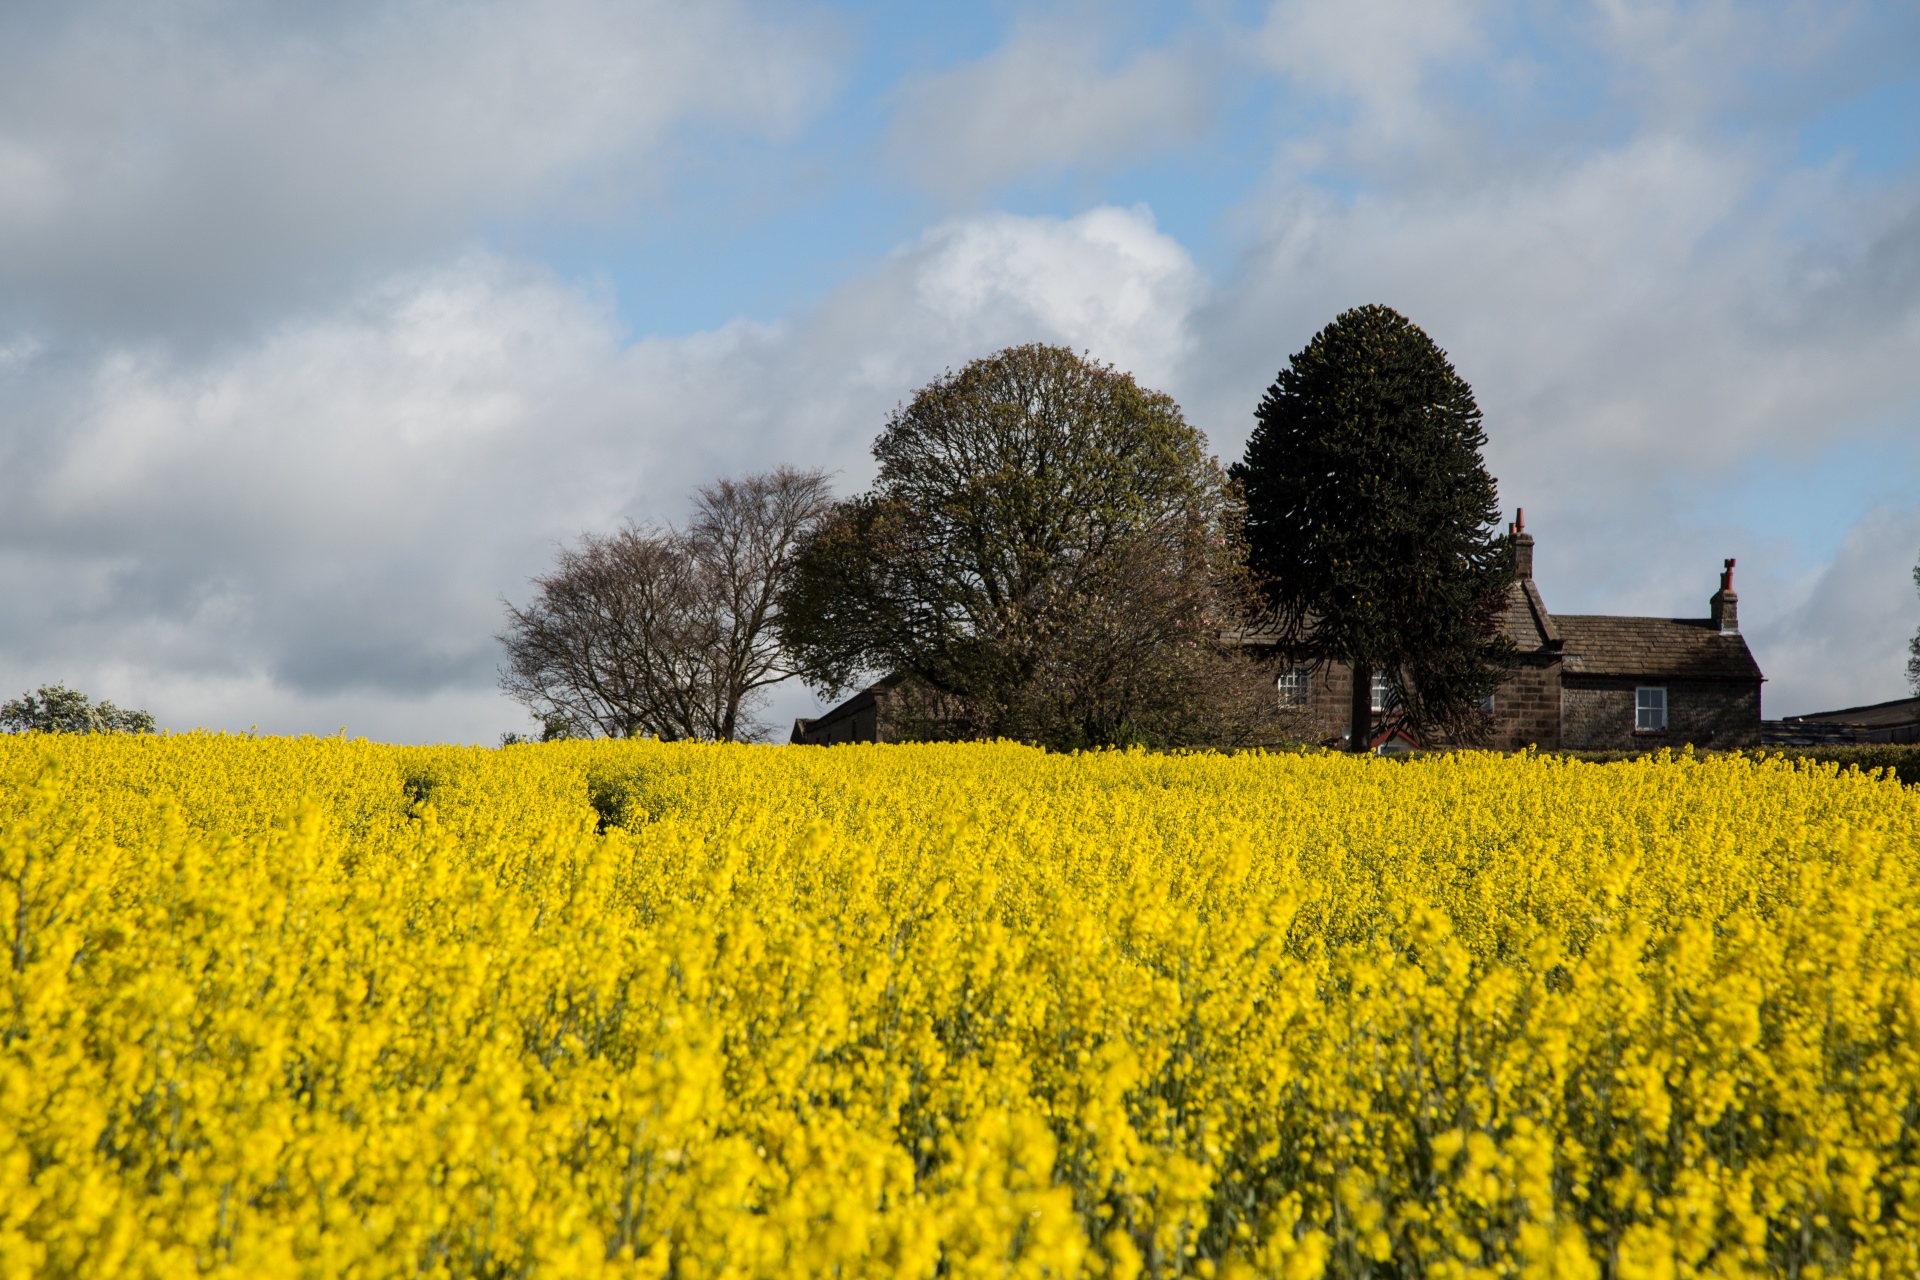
[1, 682, 156, 734]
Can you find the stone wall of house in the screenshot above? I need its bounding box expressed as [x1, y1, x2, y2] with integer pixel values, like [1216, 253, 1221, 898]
[1669, 682, 1762, 749]
[1294, 660, 1358, 746]
[1297, 658, 1568, 751]
[1561, 678, 1761, 751]
[1489, 660, 1562, 751]
[1559, 682, 1637, 751]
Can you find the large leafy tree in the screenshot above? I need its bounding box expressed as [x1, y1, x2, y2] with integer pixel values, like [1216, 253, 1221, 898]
[1232, 305, 1512, 750]
[779, 344, 1279, 750]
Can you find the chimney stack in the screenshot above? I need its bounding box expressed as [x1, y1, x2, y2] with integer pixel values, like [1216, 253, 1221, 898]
[1509, 507, 1534, 580]
[1710, 558, 1738, 634]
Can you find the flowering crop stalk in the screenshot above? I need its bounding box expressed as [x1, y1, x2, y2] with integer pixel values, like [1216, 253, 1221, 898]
[1, 735, 1917, 1277]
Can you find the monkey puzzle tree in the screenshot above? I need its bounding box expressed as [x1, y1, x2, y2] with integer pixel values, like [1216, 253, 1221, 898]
[1232, 305, 1512, 751]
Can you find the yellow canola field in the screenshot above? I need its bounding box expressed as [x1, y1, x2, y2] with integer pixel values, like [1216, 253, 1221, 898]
[2, 737, 1918, 1280]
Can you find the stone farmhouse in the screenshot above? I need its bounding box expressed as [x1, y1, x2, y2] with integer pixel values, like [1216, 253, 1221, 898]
[792, 512, 1766, 751]
[1263, 512, 1764, 752]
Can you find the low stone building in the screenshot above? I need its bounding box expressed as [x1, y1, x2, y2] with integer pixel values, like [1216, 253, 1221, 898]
[790, 676, 902, 746]
[1764, 695, 1920, 746]
[1267, 512, 1764, 751]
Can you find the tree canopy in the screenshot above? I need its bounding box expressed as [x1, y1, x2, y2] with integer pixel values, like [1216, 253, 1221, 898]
[1, 683, 156, 734]
[1232, 304, 1512, 748]
[779, 344, 1281, 750]
[1908, 553, 1919, 696]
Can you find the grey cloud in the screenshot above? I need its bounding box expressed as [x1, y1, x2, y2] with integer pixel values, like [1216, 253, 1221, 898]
[1823, 196, 1920, 326]
[886, 22, 1215, 197]
[1749, 507, 1920, 716]
[1581, 0, 1906, 130]
[1256, 0, 1483, 124]
[1251, 0, 1920, 193]
[0, 0, 839, 332]
[1178, 130, 1920, 501]
[274, 638, 499, 700]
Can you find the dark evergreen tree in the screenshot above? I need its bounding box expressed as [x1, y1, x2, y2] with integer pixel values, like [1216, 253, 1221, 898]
[1231, 305, 1512, 750]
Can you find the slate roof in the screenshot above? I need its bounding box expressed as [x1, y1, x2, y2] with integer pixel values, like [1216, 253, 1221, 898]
[1238, 583, 1564, 654]
[1222, 555, 1767, 690]
[1501, 580, 1560, 653]
[1554, 615, 1763, 682]
[789, 676, 901, 744]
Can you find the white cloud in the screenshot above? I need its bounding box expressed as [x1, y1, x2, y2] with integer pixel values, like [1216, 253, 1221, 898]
[1257, 0, 1482, 106]
[896, 206, 1205, 388]
[887, 21, 1213, 196]
[0, 206, 1205, 740]
[0, 0, 839, 328]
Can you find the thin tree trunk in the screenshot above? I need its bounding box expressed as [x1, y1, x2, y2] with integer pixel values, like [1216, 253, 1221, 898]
[1350, 659, 1372, 754]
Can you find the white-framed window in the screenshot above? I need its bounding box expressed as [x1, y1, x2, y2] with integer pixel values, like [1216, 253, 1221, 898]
[1635, 686, 1668, 733]
[1276, 665, 1312, 708]
[1370, 671, 1391, 714]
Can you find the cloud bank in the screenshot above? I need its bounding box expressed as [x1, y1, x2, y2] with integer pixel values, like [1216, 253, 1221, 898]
[0, 0, 839, 330]
[888, 21, 1215, 197]
[0, 208, 1207, 740]
[1, 0, 1917, 739]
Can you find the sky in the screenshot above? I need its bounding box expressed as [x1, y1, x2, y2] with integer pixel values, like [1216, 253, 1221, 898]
[2, 0, 1918, 743]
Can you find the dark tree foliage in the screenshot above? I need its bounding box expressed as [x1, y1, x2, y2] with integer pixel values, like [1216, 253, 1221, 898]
[779, 344, 1285, 751]
[1231, 305, 1513, 749]
[499, 467, 833, 742]
[1, 683, 157, 734]
[1909, 555, 1920, 696]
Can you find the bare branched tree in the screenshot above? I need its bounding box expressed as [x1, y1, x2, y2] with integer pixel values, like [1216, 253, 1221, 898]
[499, 467, 833, 741]
[684, 469, 839, 740]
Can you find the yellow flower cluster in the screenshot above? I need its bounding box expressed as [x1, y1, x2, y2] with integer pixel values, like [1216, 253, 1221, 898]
[2, 735, 1917, 1278]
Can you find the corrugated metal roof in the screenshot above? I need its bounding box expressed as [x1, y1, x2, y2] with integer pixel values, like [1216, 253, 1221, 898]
[1786, 695, 1920, 728]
